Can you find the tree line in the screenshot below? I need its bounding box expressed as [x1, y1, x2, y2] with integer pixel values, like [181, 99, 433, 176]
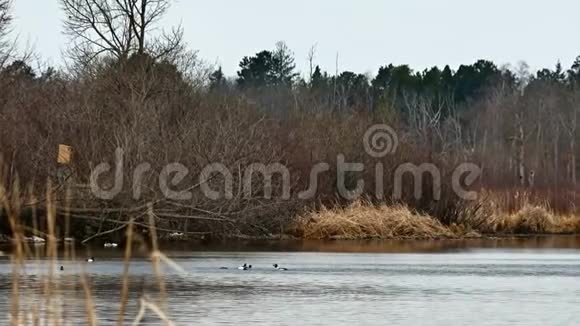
[0, 0, 578, 238]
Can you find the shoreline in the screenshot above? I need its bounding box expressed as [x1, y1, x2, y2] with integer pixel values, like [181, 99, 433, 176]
[1, 232, 579, 246]
[1, 199, 578, 246]
[2, 235, 580, 257]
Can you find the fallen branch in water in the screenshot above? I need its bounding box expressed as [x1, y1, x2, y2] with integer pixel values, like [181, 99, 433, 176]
[74, 212, 213, 244]
[81, 222, 131, 244]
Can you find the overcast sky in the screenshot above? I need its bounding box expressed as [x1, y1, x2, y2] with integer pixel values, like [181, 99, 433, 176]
[12, 0, 580, 77]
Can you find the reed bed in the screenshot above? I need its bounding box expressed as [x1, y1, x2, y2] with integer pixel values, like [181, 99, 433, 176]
[463, 190, 580, 235]
[294, 201, 455, 240]
[294, 194, 580, 240]
[485, 205, 580, 235]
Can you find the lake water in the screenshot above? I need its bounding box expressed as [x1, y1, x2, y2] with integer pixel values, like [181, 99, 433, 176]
[1, 237, 579, 325]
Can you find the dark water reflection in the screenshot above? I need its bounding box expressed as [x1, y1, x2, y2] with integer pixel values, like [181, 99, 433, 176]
[161, 235, 580, 253]
[0, 237, 579, 325]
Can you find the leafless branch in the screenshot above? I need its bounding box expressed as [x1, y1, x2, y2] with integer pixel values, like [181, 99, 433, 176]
[60, 0, 182, 65]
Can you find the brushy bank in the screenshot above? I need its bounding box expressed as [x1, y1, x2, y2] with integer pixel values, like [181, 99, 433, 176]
[0, 178, 579, 242]
[2, 58, 580, 241]
[1, 7, 580, 242]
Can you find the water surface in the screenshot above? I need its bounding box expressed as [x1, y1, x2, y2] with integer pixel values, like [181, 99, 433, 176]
[1, 237, 579, 325]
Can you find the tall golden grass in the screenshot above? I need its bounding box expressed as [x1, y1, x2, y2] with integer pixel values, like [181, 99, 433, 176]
[294, 201, 455, 240]
[462, 190, 580, 235]
[0, 179, 179, 325]
[293, 195, 580, 240]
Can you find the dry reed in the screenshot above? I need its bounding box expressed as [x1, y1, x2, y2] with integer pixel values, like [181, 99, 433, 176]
[295, 201, 455, 240]
[470, 190, 580, 235]
[294, 195, 580, 239]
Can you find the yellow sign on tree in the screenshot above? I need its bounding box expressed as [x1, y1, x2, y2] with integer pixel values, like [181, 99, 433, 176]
[57, 144, 72, 164]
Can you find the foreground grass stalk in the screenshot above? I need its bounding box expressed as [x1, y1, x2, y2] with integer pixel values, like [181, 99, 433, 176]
[117, 219, 134, 326]
[80, 268, 98, 326]
[6, 179, 23, 325]
[0, 174, 182, 325]
[147, 204, 167, 314]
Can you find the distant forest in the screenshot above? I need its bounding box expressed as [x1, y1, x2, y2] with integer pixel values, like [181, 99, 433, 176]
[1, 0, 578, 237]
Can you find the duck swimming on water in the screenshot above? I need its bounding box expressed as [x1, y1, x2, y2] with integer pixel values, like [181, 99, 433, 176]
[238, 263, 250, 270]
[273, 264, 288, 271]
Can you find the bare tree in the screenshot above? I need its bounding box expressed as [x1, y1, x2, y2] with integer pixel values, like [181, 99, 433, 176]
[0, 0, 9, 37]
[307, 43, 317, 83]
[60, 0, 183, 64]
[0, 0, 13, 66]
[514, 61, 531, 95]
[561, 91, 578, 187]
